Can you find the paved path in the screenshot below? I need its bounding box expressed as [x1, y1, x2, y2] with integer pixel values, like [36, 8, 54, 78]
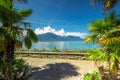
[22, 57, 98, 80]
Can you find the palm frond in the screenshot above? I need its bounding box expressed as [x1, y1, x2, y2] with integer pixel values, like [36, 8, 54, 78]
[27, 29, 38, 43]
[89, 19, 113, 34]
[85, 34, 98, 43]
[23, 28, 38, 49]
[109, 53, 119, 75]
[0, 0, 13, 9]
[100, 27, 120, 46]
[109, 28, 120, 36]
[0, 4, 13, 24]
[104, 0, 119, 11]
[19, 9, 32, 18]
[100, 36, 120, 45]
[88, 49, 106, 61]
[89, 20, 103, 33]
[24, 36, 32, 49]
[92, 0, 120, 11]
[0, 1, 32, 25]
[15, 40, 22, 49]
[20, 22, 31, 29]
[5, 27, 20, 40]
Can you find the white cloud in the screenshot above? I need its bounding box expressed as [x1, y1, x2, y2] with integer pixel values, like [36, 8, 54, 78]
[34, 26, 88, 39]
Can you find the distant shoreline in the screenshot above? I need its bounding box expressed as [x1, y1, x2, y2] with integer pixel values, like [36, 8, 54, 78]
[35, 40, 83, 42]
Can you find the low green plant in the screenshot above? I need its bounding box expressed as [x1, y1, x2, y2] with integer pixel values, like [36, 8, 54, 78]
[42, 48, 46, 52]
[0, 59, 26, 80]
[18, 49, 28, 52]
[33, 48, 40, 52]
[83, 70, 99, 80]
[52, 46, 59, 52]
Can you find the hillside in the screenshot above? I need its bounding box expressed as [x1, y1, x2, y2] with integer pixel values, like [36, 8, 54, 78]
[37, 32, 83, 41]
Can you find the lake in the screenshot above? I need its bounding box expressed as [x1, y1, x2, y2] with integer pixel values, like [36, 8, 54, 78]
[29, 41, 97, 50]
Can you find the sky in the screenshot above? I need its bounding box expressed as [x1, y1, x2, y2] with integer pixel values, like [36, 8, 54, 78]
[14, 0, 120, 38]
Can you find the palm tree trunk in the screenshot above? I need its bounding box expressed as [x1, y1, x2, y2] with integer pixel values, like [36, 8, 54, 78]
[4, 39, 15, 61]
[10, 39, 15, 59]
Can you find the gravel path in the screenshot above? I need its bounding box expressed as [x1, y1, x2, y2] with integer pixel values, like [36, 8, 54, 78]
[21, 57, 98, 80]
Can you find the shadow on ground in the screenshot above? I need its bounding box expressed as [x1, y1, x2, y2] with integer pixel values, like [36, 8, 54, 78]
[27, 63, 80, 80]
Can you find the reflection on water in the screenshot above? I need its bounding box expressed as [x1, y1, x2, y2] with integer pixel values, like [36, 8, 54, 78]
[31, 41, 97, 50]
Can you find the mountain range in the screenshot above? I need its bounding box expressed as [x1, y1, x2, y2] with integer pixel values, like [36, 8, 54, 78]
[37, 32, 83, 41]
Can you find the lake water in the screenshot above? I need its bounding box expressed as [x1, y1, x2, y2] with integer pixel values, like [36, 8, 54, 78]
[30, 41, 97, 50]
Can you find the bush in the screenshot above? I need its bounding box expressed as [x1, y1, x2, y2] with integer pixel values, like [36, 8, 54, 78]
[0, 59, 27, 80]
[83, 70, 99, 80]
[52, 46, 59, 52]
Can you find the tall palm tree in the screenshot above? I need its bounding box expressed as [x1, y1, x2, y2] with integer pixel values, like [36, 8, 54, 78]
[85, 11, 120, 78]
[92, 0, 120, 12]
[0, 0, 38, 61]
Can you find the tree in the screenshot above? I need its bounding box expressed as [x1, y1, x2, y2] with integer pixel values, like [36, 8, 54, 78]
[92, 0, 120, 12]
[0, 0, 38, 61]
[85, 11, 120, 79]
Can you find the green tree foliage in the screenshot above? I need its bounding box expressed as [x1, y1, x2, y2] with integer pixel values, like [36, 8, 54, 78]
[0, 59, 26, 80]
[85, 11, 120, 78]
[0, 0, 38, 79]
[52, 46, 59, 52]
[0, 0, 38, 61]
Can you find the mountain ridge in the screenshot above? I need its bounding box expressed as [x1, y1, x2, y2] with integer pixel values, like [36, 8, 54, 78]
[37, 32, 83, 41]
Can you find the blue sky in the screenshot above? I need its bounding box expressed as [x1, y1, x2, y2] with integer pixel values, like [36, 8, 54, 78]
[15, 0, 120, 38]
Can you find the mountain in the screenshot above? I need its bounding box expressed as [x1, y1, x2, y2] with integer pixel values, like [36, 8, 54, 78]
[37, 32, 83, 41]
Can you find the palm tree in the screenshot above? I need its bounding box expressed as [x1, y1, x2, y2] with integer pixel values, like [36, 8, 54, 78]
[85, 11, 120, 79]
[92, 0, 120, 12]
[0, 0, 38, 61]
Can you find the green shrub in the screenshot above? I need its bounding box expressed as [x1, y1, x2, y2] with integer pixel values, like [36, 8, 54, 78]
[33, 48, 39, 51]
[0, 59, 27, 80]
[83, 70, 99, 80]
[52, 46, 59, 52]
